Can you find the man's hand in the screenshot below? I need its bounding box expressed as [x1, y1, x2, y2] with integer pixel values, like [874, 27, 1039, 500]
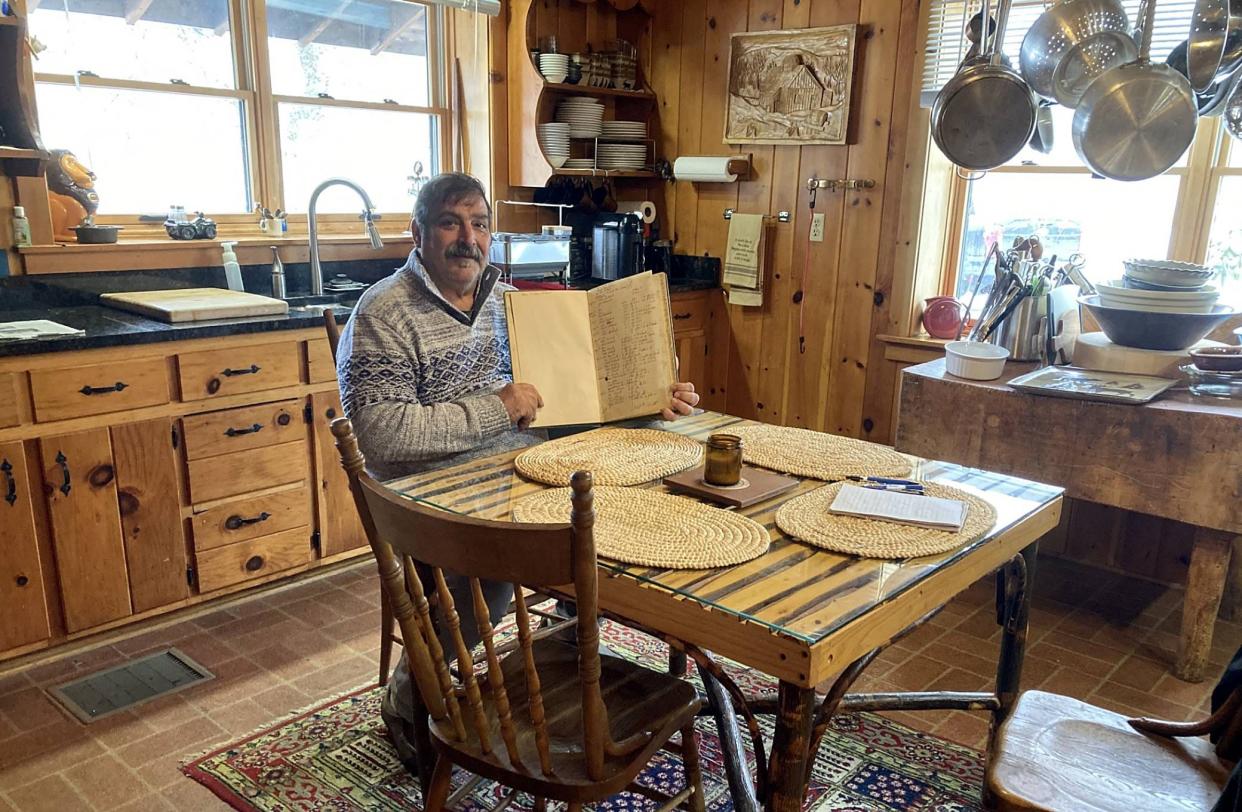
[661, 382, 700, 421]
[499, 382, 543, 430]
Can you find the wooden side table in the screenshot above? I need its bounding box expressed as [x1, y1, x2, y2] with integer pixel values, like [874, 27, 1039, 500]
[895, 359, 1242, 682]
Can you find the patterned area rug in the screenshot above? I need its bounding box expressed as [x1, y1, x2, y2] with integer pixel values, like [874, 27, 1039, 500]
[184, 622, 984, 810]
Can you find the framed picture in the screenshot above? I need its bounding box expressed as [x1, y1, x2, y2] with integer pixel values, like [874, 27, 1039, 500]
[723, 24, 858, 146]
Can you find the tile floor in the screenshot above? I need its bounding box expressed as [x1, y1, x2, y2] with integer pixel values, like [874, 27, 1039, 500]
[0, 554, 1238, 810]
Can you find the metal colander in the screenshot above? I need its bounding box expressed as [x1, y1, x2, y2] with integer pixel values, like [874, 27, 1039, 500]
[1020, 0, 1138, 106]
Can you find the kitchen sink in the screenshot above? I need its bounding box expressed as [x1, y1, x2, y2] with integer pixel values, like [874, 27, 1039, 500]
[284, 293, 356, 317]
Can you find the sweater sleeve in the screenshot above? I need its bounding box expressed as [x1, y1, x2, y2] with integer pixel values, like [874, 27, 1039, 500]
[337, 312, 513, 468]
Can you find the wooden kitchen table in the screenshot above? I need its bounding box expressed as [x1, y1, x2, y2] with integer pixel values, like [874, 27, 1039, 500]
[896, 359, 1242, 682]
[386, 411, 1063, 811]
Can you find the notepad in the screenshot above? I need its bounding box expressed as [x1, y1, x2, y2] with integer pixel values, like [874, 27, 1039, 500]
[828, 484, 966, 532]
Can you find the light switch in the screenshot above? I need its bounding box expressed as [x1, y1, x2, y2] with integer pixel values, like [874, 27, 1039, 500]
[810, 213, 826, 242]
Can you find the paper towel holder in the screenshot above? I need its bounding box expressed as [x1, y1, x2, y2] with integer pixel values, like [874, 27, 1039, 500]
[672, 154, 752, 182]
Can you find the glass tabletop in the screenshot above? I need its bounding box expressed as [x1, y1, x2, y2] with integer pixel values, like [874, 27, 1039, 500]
[385, 411, 1063, 645]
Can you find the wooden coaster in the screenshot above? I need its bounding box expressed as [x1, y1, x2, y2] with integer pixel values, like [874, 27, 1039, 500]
[663, 465, 799, 509]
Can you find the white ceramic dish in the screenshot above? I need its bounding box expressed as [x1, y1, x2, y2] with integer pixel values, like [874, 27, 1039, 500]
[1097, 281, 1219, 313]
[945, 341, 1010, 380]
[1122, 259, 1214, 288]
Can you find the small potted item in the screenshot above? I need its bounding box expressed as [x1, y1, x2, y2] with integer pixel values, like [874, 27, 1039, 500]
[72, 218, 121, 244]
[1189, 346, 1242, 372]
[945, 340, 1010, 380]
[922, 296, 968, 340]
[165, 212, 218, 240]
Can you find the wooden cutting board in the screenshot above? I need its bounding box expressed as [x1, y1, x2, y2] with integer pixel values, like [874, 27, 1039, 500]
[100, 289, 289, 323]
[1072, 331, 1225, 378]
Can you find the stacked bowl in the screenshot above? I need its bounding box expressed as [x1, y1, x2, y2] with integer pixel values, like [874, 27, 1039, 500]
[538, 52, 569, 83]
[537, 123, 570, 168]
[556, 98, 604, 138]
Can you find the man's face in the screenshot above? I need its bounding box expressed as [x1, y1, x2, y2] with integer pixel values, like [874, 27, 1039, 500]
[413, 194, 492, 292]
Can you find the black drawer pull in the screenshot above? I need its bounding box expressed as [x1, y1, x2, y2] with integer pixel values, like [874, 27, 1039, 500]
[245, 555, 265, 572]
[672, 312, 693, 320]
[2, 459, 15, 506]
[221, 364, 261, 377]
[55, 451, 71, 495]
[225, 423, 263, 437]
[79, 381, 129, 396]
[225, 511, 271, 531]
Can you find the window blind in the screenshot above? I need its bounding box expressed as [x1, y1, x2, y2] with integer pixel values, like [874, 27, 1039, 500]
[919, 0, 1196, 107]
[419, 0, 501, 16]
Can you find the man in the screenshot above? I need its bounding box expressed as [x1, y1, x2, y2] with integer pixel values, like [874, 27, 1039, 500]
[335, 171, 700, 769]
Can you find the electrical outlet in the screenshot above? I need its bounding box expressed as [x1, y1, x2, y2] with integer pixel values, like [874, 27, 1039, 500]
[810, 213, 826, 242]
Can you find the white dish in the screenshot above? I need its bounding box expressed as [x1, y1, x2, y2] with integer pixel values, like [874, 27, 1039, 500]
[945, 341, 1009, 380]
[1097, 280, 1218, 301]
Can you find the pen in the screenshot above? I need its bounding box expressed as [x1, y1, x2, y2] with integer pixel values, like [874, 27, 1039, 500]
[862, 484, 925, 494]
[848, 475, 922, 487]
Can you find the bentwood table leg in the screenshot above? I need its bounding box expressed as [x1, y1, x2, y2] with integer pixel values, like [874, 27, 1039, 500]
[766, 681, 816, 812]
[990, 543, 1035, 754]
[700, 669, 760, 812]
[1175, 529, 1235, 683]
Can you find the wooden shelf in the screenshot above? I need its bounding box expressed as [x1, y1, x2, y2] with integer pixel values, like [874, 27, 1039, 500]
[0, 146, 45, 160]
[541, 82, 655, 101]
[553, 168, 657, 178]
[0, 16, 22, 28]
[0, 146, 48, 177]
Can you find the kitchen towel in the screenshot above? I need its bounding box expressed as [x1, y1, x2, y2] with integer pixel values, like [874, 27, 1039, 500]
[724, 213, 765, 307]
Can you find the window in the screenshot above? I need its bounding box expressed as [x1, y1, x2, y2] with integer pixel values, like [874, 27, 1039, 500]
[27, 0, 449, 219]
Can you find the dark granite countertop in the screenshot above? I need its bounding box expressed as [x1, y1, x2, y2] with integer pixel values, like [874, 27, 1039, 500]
[0, 262, 718, 359]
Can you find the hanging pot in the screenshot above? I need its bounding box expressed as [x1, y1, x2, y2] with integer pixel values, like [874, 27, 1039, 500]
[1019, 0, 1138, 108]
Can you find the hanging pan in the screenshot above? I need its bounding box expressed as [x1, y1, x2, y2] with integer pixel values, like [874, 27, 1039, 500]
[1168, 37, 1241, 116]
[1072, 0, 1199, 181]
[1188, 0, 1242, 92]
[932, 0, 1038, 171]
[1020, 0, 1138, 108]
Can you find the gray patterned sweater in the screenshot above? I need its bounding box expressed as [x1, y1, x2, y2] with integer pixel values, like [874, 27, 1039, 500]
[336, 253, 542, 481]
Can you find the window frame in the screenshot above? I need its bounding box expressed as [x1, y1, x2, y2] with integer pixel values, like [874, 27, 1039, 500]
[27, 0, 452, 233]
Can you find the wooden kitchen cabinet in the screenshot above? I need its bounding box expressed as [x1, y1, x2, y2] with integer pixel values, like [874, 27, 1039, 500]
[38, 429, 133, 633]
[0, 441, 51, 651]
[111, 419, 189, 613]
[310, 391, 366, 557]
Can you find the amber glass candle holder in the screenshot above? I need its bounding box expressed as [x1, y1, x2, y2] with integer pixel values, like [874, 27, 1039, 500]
[704, 434, 743, 486]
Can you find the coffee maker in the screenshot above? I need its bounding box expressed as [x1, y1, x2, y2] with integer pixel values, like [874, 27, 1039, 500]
[590, 213, 643, 281]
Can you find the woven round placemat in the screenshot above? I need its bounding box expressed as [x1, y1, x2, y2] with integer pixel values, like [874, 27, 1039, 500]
[775, 481, 998, 559]
[512, 486, 770, 569]
[514, 428, 703, 486]
[729, 424, 913, 481]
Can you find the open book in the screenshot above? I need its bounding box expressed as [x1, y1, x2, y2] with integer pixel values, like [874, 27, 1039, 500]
[828, 485, 966, 532]
[504, 272, 677, 427]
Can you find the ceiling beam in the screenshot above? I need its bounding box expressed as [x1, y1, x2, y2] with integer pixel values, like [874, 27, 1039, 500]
[299, 0, 352, 47]
[370, 9, 420, 55]
[123, 0, 155, 25]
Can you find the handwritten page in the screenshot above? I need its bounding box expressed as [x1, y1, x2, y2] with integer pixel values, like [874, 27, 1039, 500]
[504, 290, 602, 427]
[828, 485, 966, 531]
[504, 272, 677, 428]
[588, 273, 677, 423]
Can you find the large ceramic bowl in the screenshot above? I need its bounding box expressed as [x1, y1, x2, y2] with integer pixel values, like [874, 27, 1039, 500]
[1079, 295, 1236, 351]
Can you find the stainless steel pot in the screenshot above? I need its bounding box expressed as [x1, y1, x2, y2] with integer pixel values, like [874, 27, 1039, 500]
[1019, 0, 1137, 107]
[1168, 37, 1242, 116]
[1071, 0, 1198, 181]
[932, 0, 1038, 171]
[1188, 0, 1242, 92]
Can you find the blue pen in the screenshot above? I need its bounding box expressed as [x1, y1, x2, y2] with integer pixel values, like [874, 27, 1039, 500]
[862, 483, 924, 494]
[849, 475, 922, 487]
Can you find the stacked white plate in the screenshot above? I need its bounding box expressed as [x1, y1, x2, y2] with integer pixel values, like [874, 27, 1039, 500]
[601, 120, 647, 140]
[564, 158, 595, 169]
[1122, 258, 1215, 290]
[537, 122, 570, 168]
[556, 98, 604, 138]
[596, 142, 647, 169]
[538, 53, 569, 83]
[1097, 280, 1221, 314]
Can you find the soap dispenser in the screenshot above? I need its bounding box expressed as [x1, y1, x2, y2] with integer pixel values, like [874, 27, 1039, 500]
[221, 241, 243, 291]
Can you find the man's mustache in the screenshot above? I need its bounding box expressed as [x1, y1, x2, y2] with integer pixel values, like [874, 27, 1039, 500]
[445, 242, 484, 261]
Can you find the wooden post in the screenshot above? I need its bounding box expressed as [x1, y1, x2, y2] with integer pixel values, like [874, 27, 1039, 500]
[767, 682, 815, 812]
[1175, 529, 1234, 682]
[701, 669, 760, 812]
[1219, 535, 1242, 621]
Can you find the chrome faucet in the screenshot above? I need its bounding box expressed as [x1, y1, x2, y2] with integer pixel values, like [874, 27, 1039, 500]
[307, 177, 384, 296]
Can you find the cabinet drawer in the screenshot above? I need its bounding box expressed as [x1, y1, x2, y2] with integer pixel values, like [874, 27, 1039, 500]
[30, 358, 169, 422]
[181, 399, 302, 461]
[307, 339, 337, 384]
[194, 526, 311, 593]
[669, 294, 708, 335]
[186, 440, 308, 505]
[0, 373, 19, 427]
[191, 489, 311, 551]
[177, 342, 300, 401]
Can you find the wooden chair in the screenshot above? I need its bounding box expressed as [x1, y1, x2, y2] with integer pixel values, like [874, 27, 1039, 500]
[332, 416, 705, 811]
[986, 688, 1239, 811]
[323, 308, 403, 688]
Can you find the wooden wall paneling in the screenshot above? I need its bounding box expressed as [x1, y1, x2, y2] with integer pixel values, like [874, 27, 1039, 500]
[38, 428, 133, 633]
[110, 419, 190, 613]
[822, 0, 903, 438]
[648, 0, 682, 243]
[670, 0, 706, 252]
[0, 440, 51, 652]
[556, 0, 589, 55]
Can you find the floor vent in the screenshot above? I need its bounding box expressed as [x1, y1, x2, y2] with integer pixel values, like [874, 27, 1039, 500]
[49, 648, 214, 723]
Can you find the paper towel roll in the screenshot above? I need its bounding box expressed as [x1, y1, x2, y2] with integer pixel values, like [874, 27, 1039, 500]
[639, 201, 657, 224]
[673, 156, 740, 183]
